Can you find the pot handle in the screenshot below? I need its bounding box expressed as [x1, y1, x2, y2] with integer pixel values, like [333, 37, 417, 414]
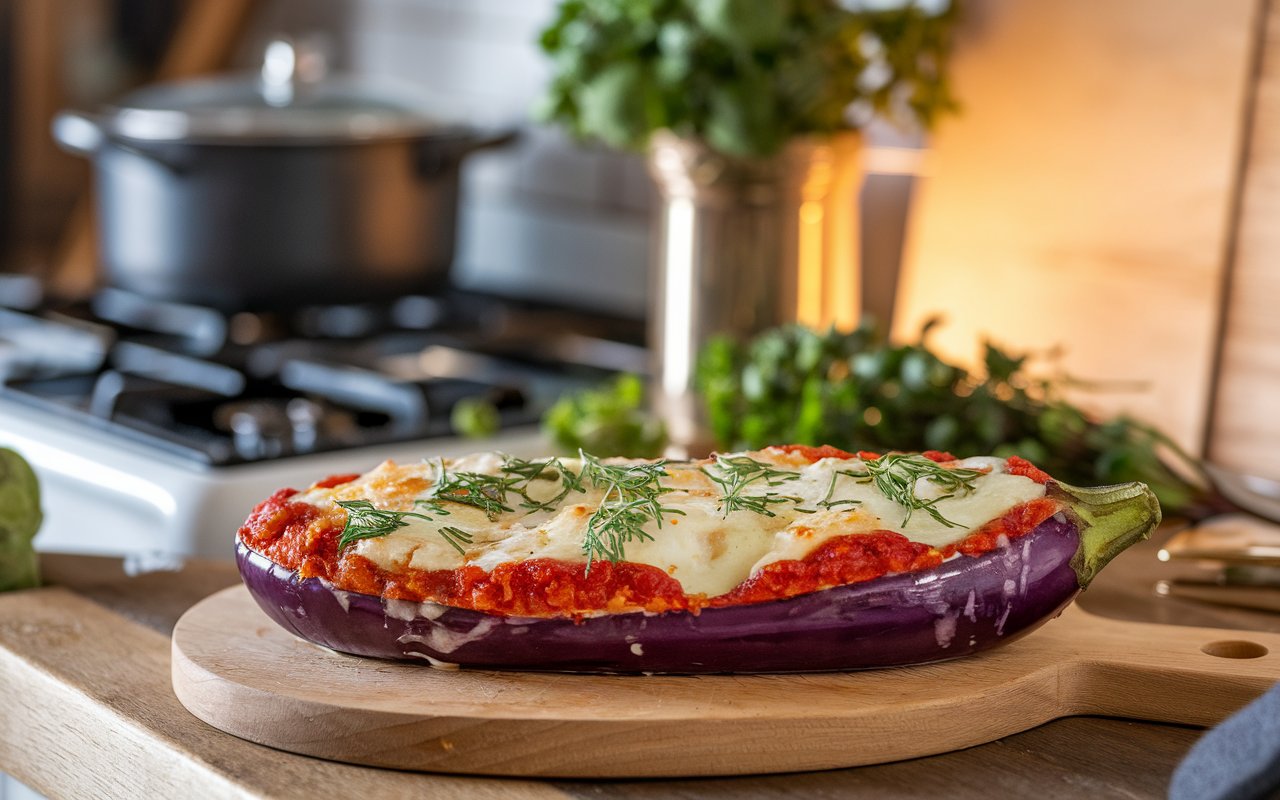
[416, 128, 519, 178]
[52, 110, 190, 173]
[51, 110, 106, 156]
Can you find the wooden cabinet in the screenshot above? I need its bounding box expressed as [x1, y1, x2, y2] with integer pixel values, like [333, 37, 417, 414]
[892, 0, 1280, 479]
[1207, 4, 1280, 480]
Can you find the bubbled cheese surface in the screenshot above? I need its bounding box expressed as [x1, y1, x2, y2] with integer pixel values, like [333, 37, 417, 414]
[288, 450, 1048, 597]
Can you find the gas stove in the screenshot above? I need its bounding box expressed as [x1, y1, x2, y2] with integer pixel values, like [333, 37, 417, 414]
[0, 280, 645, 565]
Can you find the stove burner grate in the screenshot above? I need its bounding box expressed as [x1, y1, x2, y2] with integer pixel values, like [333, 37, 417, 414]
[0, 288, 640, 466]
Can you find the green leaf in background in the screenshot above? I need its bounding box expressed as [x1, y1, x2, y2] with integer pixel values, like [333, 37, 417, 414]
[690, 0, 789, 50]
[578, 62, 660, 149]
[451, 397, 502, 440]
[543, 374, 668, 458]
[694, 322, 1209, 514]
[0, 448, 42, 592]
[705, 79, 784, 158]
[538, 0, 960, 158]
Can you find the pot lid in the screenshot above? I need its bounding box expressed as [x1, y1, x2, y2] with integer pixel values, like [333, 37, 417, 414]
[102, 38, 456, 144]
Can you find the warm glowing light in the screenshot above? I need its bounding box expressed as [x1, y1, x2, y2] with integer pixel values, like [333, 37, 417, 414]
[797, 200, 825, 328]
[661, 197, 696, 397]
[827, 135, 862, 331]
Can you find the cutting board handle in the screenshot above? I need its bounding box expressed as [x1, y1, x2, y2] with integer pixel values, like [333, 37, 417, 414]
[171, 589, 1280, 778]
[1058, 607, 1279, 727]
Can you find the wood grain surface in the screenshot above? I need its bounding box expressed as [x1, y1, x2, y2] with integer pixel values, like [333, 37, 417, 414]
[170, 585, 1280, 779]
[1209, 1, 1280, 481]
[0, 563, 563, 800]
[892, 0, 1259, 453]
[0, 540, 1270, 798]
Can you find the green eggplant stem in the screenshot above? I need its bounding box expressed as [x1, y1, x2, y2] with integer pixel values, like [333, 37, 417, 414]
[1049, 481, 1162, 588]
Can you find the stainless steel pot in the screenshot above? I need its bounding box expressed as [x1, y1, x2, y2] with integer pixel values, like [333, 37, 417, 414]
[53, 39, 513, 310]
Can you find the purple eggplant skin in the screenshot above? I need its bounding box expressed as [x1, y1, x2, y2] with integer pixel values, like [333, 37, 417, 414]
[236, 480, 1160, 674]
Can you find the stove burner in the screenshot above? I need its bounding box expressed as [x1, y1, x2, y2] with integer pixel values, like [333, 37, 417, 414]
[214, 398, 344, 460]
[0, 307, 112, 381]
[0, 288, 641, 466]
[93, 287, 228, 355]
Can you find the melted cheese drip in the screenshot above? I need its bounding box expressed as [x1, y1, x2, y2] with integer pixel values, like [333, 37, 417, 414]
[289, 451, 1047, 597]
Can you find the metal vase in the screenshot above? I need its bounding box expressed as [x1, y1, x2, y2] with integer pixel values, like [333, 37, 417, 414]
[647, 131, 862, 448]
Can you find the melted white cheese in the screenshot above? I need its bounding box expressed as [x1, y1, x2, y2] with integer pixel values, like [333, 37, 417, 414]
[290, 450, 1047, 597]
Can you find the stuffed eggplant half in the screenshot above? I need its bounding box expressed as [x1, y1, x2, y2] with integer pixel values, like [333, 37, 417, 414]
[236, 445, 1160, 673]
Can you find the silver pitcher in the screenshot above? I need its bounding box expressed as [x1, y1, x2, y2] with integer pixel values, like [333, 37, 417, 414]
[647, 131, 862, 449]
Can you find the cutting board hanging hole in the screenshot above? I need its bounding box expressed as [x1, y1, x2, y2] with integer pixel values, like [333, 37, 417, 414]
[1201, 640, 1269, 659]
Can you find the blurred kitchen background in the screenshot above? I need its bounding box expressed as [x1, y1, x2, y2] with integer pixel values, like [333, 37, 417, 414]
[8, 4, 1280, 796]
[0, 0, 1277, 564]
[1, 0, 929, 320]
[4, 0, 648, 315]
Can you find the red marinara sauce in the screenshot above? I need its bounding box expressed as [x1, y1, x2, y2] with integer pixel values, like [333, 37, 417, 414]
[773, 445, 958, 465]
[772, 444, 860, 462]
[237, 454, 1063, 617]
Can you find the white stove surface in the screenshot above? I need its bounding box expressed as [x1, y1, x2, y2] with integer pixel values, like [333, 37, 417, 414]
[0, 397, 548, 565]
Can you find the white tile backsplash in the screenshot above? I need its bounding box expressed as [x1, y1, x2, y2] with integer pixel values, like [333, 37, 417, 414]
[455, 196, 649, 318]
[511, 127, 606, 206]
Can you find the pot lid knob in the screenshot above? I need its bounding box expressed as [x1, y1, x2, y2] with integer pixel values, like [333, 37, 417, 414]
[260, 35, 330, 107]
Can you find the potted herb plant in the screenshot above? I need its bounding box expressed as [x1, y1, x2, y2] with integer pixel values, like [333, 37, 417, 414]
[539, 0, 960, 443]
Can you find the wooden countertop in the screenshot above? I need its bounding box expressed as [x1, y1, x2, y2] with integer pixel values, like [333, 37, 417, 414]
[1, 529, 1277, 799]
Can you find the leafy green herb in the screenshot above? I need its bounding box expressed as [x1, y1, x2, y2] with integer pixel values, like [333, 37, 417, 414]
[336, 499, 458, 551]
[817, 470, 863, 511]
[843, 453, 983, 528]
[538, 0, 960, 157]
[696, 322, 1210, 514]
[499, 455, 586, 512]
[337, 451, 685, 570]
[438, 526, 476, 553]
[578, 451, 684, 570]
[428, 459, 519, 520]
[701, 454, 801, 518]
[542, 374, 667, 458]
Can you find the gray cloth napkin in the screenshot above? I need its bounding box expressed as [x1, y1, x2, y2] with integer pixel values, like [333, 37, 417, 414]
[1169, 682, 1280, 800]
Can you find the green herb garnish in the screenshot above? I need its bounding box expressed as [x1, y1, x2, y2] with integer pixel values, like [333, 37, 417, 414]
[578, 451, 684, 571]
[701, 454, 801, 518]
[438, 525, 475, 553]
[845, 453, 984, 528]
[816, 470, 863, 511]
[499, 455, 586, 512]
[336, 499, 459, 552]
[428, 459, 519, 521]
[336, 452, 684, 570]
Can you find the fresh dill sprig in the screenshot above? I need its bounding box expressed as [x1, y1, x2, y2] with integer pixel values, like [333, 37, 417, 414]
[701, 454, 801, 518]
[428, 458, 518, 520]
[336, 498, 463, 552]
[845, 453, 984, 527]
[499, 455, 585, 512]
[578, 451, 684, 571]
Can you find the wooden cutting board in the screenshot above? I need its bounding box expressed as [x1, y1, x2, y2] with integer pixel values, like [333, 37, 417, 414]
[171, 585, 1280, 779]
